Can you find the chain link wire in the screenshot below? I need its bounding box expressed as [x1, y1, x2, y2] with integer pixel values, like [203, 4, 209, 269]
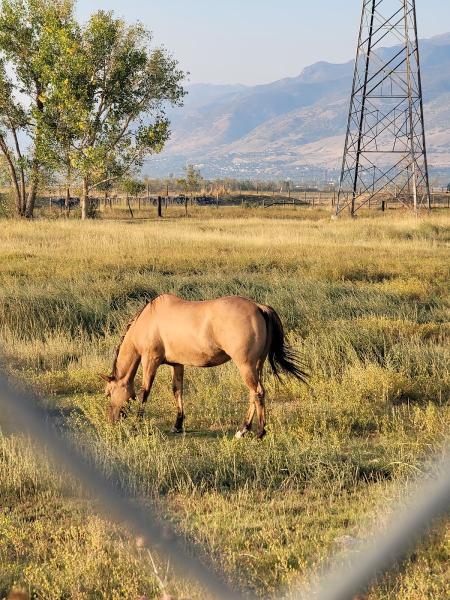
[0, 370, 249, 600]
[289, 450, 450, 599]
[1, 369, 448, 600]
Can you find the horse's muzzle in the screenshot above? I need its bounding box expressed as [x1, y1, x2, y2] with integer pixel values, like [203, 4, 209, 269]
[107, 404, 122, 424]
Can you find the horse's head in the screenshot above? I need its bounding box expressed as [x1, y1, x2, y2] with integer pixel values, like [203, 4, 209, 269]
[100, 374, 136, 423]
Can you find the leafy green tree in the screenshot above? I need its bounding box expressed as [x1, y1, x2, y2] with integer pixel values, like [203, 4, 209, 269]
[122, 177, 145, 198]
[0, 0, 77, 217]
[185, 164, 203, 195]
[177, 164, 203, 214]
[121, 177, 145, 218]
[48, 10, 185, 219]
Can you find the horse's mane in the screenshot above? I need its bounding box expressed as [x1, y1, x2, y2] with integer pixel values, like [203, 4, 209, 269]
[111, 300, 154, 378]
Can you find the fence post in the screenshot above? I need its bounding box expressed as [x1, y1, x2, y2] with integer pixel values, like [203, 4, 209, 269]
[126, 193, 134, 218]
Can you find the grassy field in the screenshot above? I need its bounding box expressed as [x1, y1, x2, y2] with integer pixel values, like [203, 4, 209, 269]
[0, 208, 449, 599]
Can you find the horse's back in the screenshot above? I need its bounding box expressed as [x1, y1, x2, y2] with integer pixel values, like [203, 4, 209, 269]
[152, 293, 263, 319]
[139, 294, 268, 367]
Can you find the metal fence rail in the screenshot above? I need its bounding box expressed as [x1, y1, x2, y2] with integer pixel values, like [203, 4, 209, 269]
[0, 367, 449, 600]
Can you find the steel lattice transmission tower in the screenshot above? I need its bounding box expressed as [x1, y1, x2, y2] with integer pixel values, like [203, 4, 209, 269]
[337, 0, 431, 215]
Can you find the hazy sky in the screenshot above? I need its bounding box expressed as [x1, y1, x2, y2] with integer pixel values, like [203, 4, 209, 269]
[76, 1, 450, 85]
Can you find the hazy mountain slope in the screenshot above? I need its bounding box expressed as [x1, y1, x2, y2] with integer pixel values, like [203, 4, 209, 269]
[148, 33, 450, 178]
[165, 76, 352, 154]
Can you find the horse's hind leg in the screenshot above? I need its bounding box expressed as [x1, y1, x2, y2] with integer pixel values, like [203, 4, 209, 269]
[172, 364, 184, 433]
[235, 362, 266, 439]
[235, 399, 256, 439]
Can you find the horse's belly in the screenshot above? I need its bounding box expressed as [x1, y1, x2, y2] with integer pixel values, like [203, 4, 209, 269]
[196, 350, 231, 368]
[164, 345, 230, 368]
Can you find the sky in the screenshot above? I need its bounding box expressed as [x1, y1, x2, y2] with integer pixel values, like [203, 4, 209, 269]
[76, 1, 450, 86]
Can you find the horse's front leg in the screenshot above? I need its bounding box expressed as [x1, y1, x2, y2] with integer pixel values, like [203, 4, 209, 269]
[139, 355, 159, 419]
[172, 364, 184, 433]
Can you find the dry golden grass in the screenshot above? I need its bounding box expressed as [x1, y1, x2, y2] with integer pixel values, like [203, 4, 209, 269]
[0, 208, 449, 598]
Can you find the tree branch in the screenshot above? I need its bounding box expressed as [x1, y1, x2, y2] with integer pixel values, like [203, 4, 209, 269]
[9, 120, 26, 205]
[88, 149, 143, 191]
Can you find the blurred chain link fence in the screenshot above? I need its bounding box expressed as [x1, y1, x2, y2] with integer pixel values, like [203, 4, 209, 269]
[0, 369, 448, 599]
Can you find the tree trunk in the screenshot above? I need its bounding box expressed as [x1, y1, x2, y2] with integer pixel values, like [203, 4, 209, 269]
[25, 162, 39, 219]
[81, 177, 89, 220]
[11, 130, 26, 214]
[126, 193, 134, 218]
[9, 167, 23, 216]
[0, 136, 24, 216]
[25, 92, 45, 219]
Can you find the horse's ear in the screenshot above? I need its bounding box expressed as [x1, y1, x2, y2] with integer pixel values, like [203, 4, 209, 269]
[99, 373, 114, 382]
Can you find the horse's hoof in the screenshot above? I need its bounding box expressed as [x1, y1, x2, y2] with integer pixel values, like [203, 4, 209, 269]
[172, 428, 184, 434]
[235, 430, 245, 439]
[256, 429, 267, 440]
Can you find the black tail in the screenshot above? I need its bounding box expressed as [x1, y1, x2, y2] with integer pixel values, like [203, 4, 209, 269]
[259, 305, 308, 383]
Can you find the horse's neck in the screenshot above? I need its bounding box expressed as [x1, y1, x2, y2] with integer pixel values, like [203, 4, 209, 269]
[115, 335, 141, 383]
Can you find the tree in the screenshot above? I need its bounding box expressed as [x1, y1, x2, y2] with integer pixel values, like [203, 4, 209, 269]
[0, 61, 28, 216]
[185, 164, 203, 195]
[97, 179, 114, 210]
[177, 164, 203, 215]
[49, 10, 185, 219]
[122, 177, 145, 199]
[121, 177, 145, 218]
[0, 0, 77, 217]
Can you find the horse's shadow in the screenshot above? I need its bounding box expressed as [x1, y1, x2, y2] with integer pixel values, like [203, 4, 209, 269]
[168, 429, 235, 440]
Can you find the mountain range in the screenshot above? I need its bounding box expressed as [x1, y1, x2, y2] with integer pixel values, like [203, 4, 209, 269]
[145, 33, 450, 182]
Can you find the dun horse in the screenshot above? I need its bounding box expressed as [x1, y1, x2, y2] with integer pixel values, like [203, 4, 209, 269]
[101, 294, 307, 439]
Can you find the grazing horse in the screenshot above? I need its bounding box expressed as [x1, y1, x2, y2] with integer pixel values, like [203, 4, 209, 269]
[101, 294, 307, 439]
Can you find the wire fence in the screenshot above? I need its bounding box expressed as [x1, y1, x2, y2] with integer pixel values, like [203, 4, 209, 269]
[0, 367, 449, 600]
[0, 369, 248, 600]
[291, 450, 450, 600]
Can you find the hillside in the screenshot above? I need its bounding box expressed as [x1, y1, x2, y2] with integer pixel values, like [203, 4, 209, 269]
[146, 33, 450, 180]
